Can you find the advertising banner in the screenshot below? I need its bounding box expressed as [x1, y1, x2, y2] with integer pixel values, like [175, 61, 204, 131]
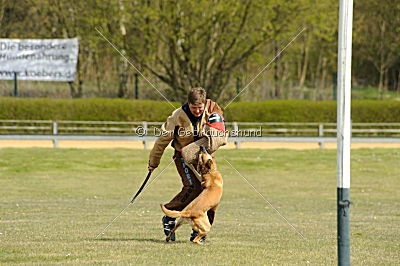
[0, 38, 79, 82]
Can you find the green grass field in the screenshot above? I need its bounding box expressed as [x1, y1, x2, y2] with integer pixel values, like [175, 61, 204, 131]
[0, 148, 399, 264]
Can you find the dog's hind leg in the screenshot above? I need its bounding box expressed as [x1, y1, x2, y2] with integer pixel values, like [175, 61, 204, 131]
[166, 217, 188, 242]
[192, 216, 211, 244]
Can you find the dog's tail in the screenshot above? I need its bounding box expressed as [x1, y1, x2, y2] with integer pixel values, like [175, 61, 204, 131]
[160, 204, 191, 218]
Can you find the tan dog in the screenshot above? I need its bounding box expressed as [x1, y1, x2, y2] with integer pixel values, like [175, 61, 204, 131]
[160, 148, 223, 244]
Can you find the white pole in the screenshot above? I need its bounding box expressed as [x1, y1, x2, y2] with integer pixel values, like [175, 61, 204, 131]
[337, 0, 353, 265]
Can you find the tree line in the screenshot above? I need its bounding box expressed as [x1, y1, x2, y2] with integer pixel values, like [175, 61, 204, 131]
[0, 0, 399, 102]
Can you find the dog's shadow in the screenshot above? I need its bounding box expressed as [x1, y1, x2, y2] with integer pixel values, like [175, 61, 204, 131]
[94, 237, 186, 244]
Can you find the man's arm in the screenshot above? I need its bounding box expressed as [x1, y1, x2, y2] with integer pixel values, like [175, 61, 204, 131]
[148, 110, 178, 169]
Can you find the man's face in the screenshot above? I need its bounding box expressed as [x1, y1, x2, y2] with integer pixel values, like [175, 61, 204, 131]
[188, 103, 205, 117]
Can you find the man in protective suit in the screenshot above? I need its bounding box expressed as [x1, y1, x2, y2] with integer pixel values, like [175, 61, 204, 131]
[148, 87, 227, 242]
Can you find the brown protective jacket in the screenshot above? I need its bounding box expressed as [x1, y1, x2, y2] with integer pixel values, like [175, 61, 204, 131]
[149, 99, 223, 168]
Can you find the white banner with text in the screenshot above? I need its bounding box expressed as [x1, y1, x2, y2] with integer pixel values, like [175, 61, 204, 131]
[0, 38, 79, 81]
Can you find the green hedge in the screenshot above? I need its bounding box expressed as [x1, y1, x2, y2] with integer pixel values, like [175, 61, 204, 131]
[225, 100, 336, 122]
[0, 98, 399, 122]
[0, 98, 180, 121]
[225, 100, 400, 122]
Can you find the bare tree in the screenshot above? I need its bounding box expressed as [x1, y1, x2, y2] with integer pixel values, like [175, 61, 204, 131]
[124, 0, 275, 103]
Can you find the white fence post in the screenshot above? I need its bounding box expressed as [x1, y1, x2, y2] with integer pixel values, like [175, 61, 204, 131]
[142, 121, 148, 149]
[318, 124, 325, 149]
[233, 122, 240, 149]
[52, 121, 58, 148]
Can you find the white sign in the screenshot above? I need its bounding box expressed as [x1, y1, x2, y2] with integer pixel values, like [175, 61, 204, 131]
[0, 38, 79, 82]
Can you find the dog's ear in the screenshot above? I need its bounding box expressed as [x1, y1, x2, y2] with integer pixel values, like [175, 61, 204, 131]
[206, 158, 213, 170]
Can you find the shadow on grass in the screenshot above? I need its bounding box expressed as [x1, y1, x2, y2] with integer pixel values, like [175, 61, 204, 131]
[93, 238, 186, 244]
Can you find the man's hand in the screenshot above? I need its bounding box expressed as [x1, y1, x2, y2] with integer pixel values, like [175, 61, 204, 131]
[148, 166, 156, 172]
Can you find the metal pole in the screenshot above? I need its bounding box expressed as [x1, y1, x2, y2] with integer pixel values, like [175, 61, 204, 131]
[333, 72, 337, 100]
[134, 73, 139, 99]
[236, 76, 241, 98]
[13, 72, 18, 97]
[337, 0, 353, 265]
[397, 72, 400, 92]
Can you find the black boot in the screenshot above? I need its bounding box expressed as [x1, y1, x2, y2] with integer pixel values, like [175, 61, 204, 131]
[162, 216, 176, 241]
[190, 230, 206, 242]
